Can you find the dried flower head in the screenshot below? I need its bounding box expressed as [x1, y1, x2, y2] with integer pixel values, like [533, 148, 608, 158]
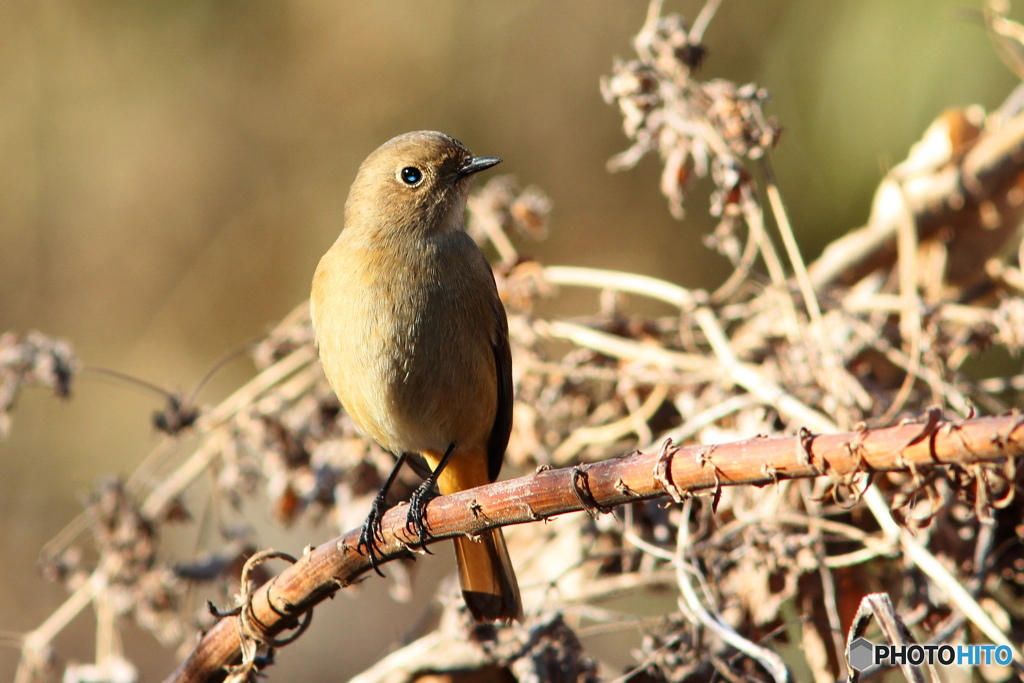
[602, 5, 780, 218]
[0, 331, 78, 436]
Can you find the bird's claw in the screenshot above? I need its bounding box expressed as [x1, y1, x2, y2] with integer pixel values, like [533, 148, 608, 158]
[358, 491, 390, 576]
[405, 480, 437, 553]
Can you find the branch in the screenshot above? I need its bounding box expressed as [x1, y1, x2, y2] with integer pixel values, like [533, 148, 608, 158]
[809, 104, 1024, 290]
[164, 412, 1024, 683]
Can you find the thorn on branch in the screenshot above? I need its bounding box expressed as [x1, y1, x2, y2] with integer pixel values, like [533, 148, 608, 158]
[229, 549, 312, 672]
[904, 405, 944, 449]
[797, 426, 816, 470]
[827, 472, 872, 510]
[570, 464, 613, 517]
[653, 437, 688, 504]
[691, 444, 724, 511]
[207, 600, 240, 620]
[845, 422, 871, 471]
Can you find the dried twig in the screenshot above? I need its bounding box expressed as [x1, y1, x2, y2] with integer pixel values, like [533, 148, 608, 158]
[164, 413, 1024, 683]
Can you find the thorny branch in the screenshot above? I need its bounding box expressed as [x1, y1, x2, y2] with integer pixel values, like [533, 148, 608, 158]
[164, 413, 1024, 683]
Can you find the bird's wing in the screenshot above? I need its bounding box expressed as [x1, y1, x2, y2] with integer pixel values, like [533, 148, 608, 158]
[487, 296, 513, 482]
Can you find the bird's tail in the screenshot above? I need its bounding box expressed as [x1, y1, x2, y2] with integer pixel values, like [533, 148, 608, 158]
[453, 527, 522, 622]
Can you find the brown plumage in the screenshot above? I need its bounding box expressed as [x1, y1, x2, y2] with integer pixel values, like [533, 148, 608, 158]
[310, 131, 521, 622]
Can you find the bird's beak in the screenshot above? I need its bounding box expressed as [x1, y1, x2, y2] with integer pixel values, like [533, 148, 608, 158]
[458, 156, 502, 178]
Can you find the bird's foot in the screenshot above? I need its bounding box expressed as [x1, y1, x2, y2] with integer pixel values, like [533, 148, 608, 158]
[358, 490, 390, 576]
[405, 480, 439, 552]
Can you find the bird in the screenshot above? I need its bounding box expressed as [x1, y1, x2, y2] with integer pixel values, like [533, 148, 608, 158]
[310, 130, 521, 622]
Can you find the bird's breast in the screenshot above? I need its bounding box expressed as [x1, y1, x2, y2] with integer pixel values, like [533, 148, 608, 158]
[312, 234, 498, 457]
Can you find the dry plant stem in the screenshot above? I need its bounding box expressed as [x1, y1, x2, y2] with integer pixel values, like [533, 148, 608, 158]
[623, 387, 656, 444]
[894, 180, 921, 348]
[760, 322, 1023, 675]
[861, 484, 1024, 668]
[538, 268, 845, 429]
[772, 514, 896, 568]
[16, 570, 105, 683]
[524, 358, 689, 385]
[141, 345, 318, 519]
[554, 567, 681, 608]
[786, 356, 1022, 671]
[991, 261, 1024, 292]
[740, 188, 798, 325]
[540, 267, 836, 420]
[534, 319, 712, 373]
[692, 306, 836, 432]
[664, 393, 760, 445]
[689, 0, 723, 42]
[473, 202, 518, 264]
[846, 592, 930, 683]
[624, 520, 674, 564]
[572, 611, 657, 638]
[761, 156, 855, 418]
[925, 519, 998, 647]
[733, 187, 811, 356]
[809, 109, 1024, 289]
[554, 383, 669, 463]
[347, 629, 491, 683]
[542, 265, 705, 311]
[800, 480, 847, 669]
[163, 413, 1024, 683]
[641, 0, 663, 34]
[18, 340, 324, 670]
[979, 374, 1024, 392]
[759, 157, 830, 344]
[845, 316, 973, 417]
[38, 333, 312, 558]
[878, 179, 924, 425]
[710, 221, 761, 303]
[675, 501, 789, 683]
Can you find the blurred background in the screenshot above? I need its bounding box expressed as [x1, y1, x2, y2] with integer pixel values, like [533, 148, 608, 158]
[0, 0, 1019, 680]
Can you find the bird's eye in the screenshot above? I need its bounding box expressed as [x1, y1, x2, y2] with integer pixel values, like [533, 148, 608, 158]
[400, 166, 422, 185]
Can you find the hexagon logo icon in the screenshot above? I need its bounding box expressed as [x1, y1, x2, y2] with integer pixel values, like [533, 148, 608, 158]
[848, 638, 875, 671]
